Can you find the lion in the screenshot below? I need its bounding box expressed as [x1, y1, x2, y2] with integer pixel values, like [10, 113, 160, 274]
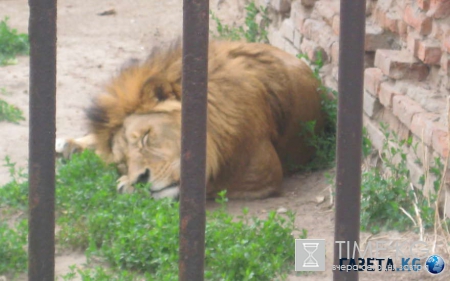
[55, 40, 324, 200]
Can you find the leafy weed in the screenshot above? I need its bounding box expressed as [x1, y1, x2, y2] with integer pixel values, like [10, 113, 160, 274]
[0, 17, 29, 65]
[210, 1, 269, 43]
[0, 98, 25, 124]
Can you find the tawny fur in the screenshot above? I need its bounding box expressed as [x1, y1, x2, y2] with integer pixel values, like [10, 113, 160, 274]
[74, 40, 324, 199]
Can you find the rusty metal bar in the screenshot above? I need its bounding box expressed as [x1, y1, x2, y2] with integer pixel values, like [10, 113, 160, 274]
[333, 0, 366, 280]
[28, 0, 57, 280]
[178, 0, 209, 280]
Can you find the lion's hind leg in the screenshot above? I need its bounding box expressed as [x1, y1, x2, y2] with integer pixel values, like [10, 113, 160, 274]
[224, 139, 284, 200]
[55, 134, 97, 159]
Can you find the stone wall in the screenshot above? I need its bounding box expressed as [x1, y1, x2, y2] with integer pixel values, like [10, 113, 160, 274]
[257, 0, 449, 212]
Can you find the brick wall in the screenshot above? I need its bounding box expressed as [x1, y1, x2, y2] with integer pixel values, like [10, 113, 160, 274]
[260, 0, 449, 213]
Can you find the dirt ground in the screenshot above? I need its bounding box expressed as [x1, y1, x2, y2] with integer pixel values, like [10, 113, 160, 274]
[0, 0, 449, 280]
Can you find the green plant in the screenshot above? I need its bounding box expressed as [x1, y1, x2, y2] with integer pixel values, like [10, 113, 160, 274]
[295, 51, 338, 172]
[0, 98, 25, 123]
[0, 17, 29, 65]
[0, 220, 28, 276]
[0, 150, 302, 280]
[362, 126, 373, 158]
[210, 1, 269, 43]
[361, 124, 442, 234]
[0, 156, 28, 210]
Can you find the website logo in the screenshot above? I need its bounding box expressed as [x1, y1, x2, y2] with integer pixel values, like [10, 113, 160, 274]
[295, 239, 325, 271]
[425, 255, 445, 275]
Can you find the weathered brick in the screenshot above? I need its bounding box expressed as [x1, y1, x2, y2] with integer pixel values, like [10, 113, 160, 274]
[407, 33, 442, 64]
[410, 112, 441, 145]
[300, 39, 327, 63]
[403, 4, 433, 35]
[317, 29, 336, 57]
[302, 19, 327, 40]
[374, 49, 430, 81]
[417, 0, 431, 10]
[444, 34, 450, 53]
[379, 81, 403, 108]
[302, 18, 336, 55]
[271, 0, 291, 13]
[363, 116, 385, 151]
[428, 0, 450, 18]
[301, 0, 317, 8]
[290, 0, 312, 31]
[330, 41, 339, 64]
[416, 40, 442, 65]
[315, 0, 339, 26]
[441, 53, 450, 75]
[374, 7, 400, 33]
[432, 129, 449, 157]
[365, 52, 376, 68]
[397, 19, 409, 39]
[331, 15, 339, 35]
[324, 72, 338, 93]
[392, 95, 426, 127]
[283, 40, 300, 56]
[280, 19, 295, 43]
[268, 30, 285, 51]
[329, 65, 338, 82]
[271, 33, 300, 56]
[366, 0, 377, 16]
[405, 85, 447, 113]
[433, 24, 447, 42]
[374, 108, 411, 141]
[364, 90, 382, 117]
[365, 23, 394, 51]
[364, 68, 386, 96]
[407, 32, 421, 55]
[293, 29, 302, 49]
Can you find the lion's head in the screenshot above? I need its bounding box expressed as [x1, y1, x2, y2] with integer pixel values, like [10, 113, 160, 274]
[112, 101, 182, 199]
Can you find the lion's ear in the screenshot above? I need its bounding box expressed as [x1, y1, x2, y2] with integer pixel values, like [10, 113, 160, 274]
[142, 77, 174, 101]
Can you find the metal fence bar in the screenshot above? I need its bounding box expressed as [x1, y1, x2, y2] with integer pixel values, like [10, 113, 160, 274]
[178, 0, 209, 280]
[28, 0, 57, 280]
[333, 0, 366, 280]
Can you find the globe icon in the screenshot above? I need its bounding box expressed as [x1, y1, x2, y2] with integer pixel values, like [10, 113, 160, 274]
[425, 255, 445, 275]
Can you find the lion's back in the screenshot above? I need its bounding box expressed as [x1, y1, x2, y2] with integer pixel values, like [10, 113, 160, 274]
[206, 41, 324, 170]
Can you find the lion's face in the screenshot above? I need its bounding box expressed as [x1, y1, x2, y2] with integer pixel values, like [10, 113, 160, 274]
[112, 111, 181, 199]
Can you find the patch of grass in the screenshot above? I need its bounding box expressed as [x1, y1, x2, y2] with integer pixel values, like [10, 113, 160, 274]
[0, 17, 29, 65]
[0, 98, 25, 124]
[361, 124, 443, 234]
[0, 150, 303, 280]
[210, 1, 269, 43]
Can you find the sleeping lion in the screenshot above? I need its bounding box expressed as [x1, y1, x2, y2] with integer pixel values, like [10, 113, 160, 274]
[56, 40, 324, 200]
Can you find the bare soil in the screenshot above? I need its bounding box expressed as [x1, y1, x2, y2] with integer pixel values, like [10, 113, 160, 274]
[0, 0, 448, 280]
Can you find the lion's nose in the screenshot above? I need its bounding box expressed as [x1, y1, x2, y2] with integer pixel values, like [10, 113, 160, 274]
[135, 169, 150, 185]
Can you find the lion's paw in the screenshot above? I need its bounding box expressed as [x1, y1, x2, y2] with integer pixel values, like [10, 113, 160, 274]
[55, 138, 82, 159]
[117, 175, 135, 194]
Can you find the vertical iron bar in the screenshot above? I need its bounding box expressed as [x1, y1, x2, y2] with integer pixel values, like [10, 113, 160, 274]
[28, 0, 57, 280]
[333, 0, 366, 280]
[178, 0, 209, 280]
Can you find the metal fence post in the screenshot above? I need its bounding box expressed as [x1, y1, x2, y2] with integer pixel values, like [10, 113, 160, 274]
[178, 0, 209, 280]
[333, 0, 366, 280]
[28, 0, 57, 280]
